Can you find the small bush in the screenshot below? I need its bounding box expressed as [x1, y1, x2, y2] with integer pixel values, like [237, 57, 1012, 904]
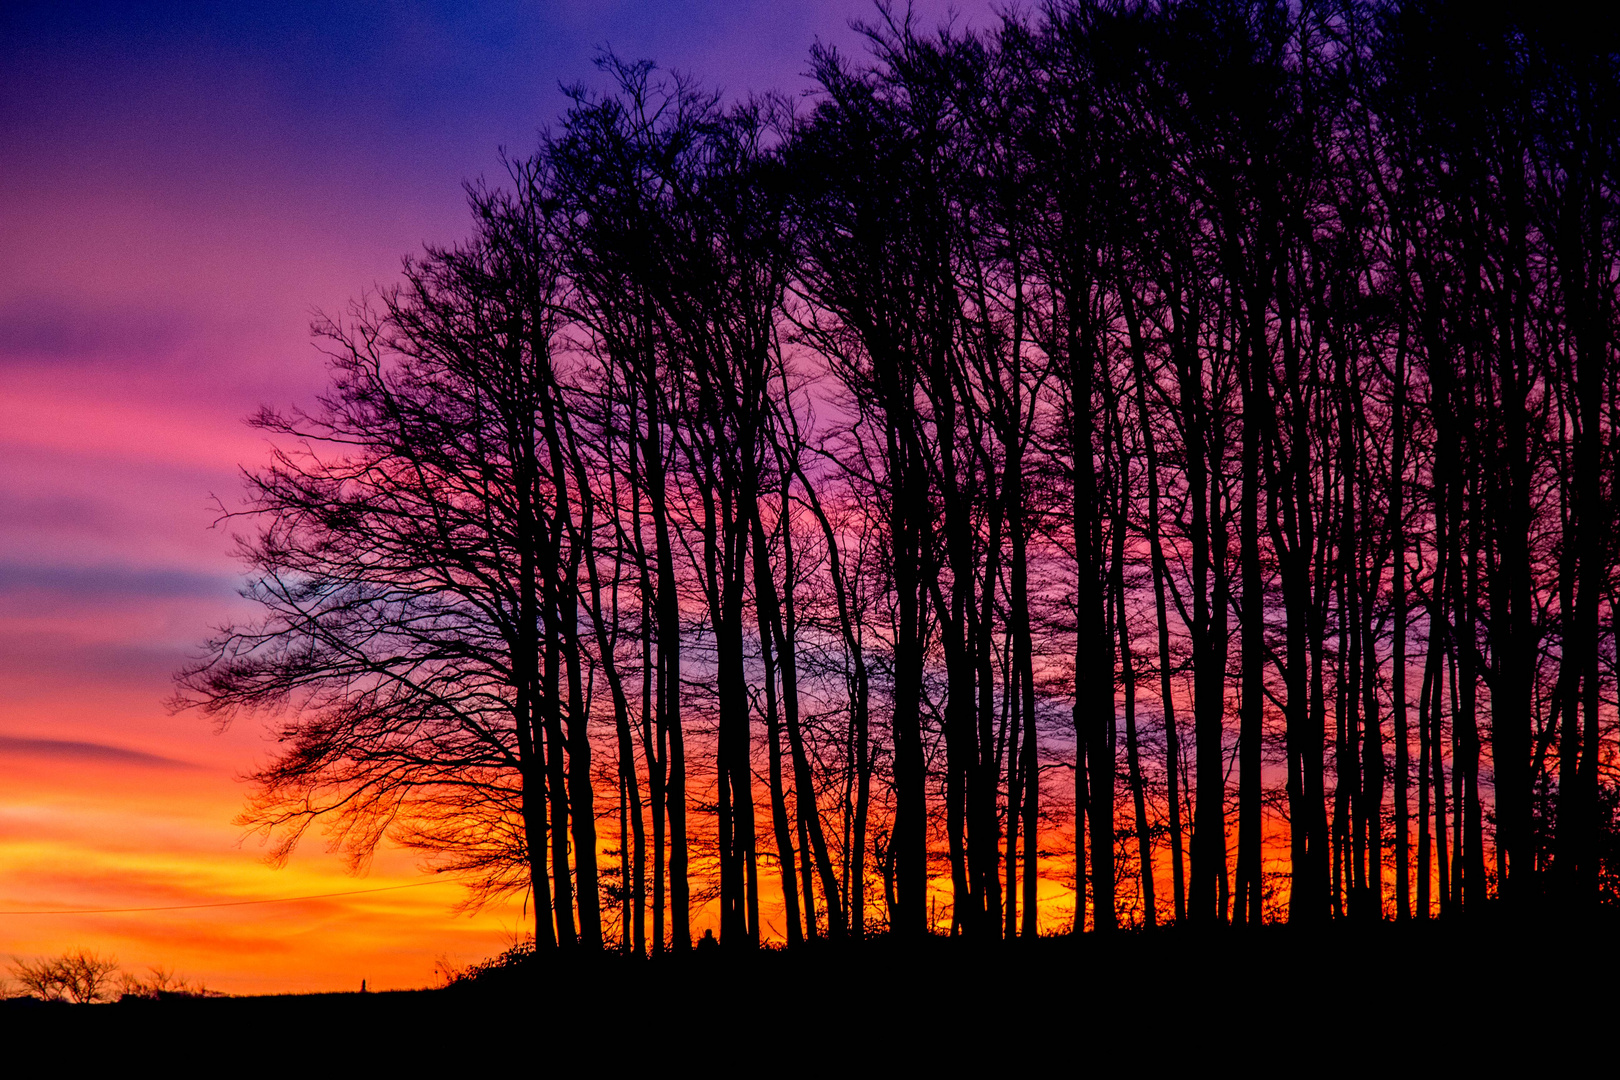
[440, 937, 537, 988]
[116, 965, 219, 1001]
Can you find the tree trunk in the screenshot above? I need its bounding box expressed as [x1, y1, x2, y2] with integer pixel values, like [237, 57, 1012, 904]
[753, 511, 803, 947]
[1126, 295, 1185, 923]
[1235, 311, 1264, 928]
[1116, 540, 1156, 928]
[647, 400, 688, 951]
[1390, 330, 1411, 921]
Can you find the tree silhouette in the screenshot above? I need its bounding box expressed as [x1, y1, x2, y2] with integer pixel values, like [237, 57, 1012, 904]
[180, 0, 1620, 949]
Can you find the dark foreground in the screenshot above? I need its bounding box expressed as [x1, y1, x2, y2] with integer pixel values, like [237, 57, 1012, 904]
[6, 920, 1615, 1068]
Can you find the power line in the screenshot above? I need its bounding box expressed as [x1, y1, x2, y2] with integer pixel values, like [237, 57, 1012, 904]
[0, 879, 442, 916]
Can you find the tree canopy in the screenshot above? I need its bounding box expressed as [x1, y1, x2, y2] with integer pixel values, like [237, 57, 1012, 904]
[178, 0, 1620, 950]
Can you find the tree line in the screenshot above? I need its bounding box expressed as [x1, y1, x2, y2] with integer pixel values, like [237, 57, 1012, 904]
[176, 0, 1620, 951]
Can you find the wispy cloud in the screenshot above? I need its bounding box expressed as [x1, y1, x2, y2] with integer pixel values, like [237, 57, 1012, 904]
[0, 735, 198, 770]
[0, 303, 198, 365]
[0, 562, 233, 601]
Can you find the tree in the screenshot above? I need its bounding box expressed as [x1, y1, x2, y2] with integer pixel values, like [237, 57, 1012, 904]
[176, 169, 603, 949]
[179, 0, 1620, 948]
[10, 950, 121, 1003]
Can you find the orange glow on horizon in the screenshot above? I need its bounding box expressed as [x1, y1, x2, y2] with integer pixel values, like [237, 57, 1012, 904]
[0, 727, 528, 994]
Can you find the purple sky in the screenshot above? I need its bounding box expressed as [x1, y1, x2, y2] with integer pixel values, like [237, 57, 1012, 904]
[0, 0, 998, 991]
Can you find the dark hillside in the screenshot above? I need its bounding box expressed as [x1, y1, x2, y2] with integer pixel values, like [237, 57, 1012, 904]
[10, 922, 1613, 1068]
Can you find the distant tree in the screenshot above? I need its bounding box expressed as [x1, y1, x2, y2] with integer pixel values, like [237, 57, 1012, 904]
[116, 966, 217, 1000]
[10, 950, 121, 1003]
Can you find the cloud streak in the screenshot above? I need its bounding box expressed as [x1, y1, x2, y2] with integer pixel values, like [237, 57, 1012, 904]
[0, 735, 198, 770]
[0, 302, 200, 365]
[0, 562, 233, 601]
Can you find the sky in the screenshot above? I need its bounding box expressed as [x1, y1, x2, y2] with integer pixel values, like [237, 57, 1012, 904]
[0, 0, 999, 993]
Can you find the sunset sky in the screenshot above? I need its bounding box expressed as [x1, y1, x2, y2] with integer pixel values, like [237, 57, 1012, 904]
[0, 0, 992, 993]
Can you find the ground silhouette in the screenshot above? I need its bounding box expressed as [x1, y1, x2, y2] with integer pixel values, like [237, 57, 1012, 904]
[7, 920, 1614, 1068]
